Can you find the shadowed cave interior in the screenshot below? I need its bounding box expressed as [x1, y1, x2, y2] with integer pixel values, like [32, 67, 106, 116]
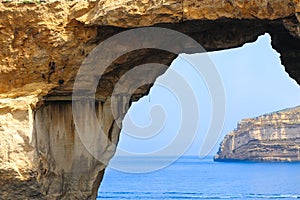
[97, 33, 300, 197]
[1, 1, 300, 199]
[22, 18, 300, 200]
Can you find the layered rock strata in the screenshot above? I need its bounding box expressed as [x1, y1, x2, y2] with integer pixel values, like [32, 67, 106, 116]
[0, 0, 299, 199]
[215, 106, 300, 162]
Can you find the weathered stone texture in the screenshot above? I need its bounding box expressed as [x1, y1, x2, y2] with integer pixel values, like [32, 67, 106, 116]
[0, 0, 299, 199]
[215, 106, 300, 162]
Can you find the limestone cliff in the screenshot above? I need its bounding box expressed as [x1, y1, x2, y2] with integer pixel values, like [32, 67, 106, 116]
[0, 0, 299, 199]
[214, 106, 300, 162]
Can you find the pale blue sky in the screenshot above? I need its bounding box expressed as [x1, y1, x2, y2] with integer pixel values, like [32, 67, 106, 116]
[116, 33, 300, 156]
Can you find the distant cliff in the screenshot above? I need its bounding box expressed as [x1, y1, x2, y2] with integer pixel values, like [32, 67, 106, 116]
[0, 0, 300, 199]
[214, 106, 300, 162]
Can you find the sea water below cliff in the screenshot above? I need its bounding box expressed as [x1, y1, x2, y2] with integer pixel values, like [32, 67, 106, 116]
[98, 156, 300, 199]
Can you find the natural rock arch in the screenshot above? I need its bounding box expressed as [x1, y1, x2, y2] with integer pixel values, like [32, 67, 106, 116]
[0, 1, 299, 199]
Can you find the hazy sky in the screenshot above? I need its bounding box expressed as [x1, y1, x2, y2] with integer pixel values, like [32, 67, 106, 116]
[116, 33, 300, 157]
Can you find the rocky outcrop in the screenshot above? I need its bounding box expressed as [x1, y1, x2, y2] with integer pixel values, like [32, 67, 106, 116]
[0, 0, 299, 199]
[214, 106, 300, 162]
[0, 0, 299, 98]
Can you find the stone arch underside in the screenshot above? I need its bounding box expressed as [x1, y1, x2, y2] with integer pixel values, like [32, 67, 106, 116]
[0, 1, 299, 199]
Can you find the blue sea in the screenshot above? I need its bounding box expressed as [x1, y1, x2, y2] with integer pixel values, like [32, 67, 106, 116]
[98, 156, 300, 199]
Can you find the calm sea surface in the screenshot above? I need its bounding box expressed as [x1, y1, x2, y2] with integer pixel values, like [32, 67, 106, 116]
[98, 156, 300, 199]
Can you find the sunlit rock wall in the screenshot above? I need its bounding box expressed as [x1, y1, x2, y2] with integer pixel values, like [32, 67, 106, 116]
[0, 0, 299, 199]
[215, 106, 300, 162]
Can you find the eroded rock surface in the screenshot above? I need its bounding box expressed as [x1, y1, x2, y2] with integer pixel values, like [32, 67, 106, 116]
[0, 0, 299, 199]
[214, 106, 300, 162]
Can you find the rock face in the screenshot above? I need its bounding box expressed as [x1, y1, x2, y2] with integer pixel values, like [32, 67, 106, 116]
[0, 0, 299, 199]
[214, 106, 300, 162]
